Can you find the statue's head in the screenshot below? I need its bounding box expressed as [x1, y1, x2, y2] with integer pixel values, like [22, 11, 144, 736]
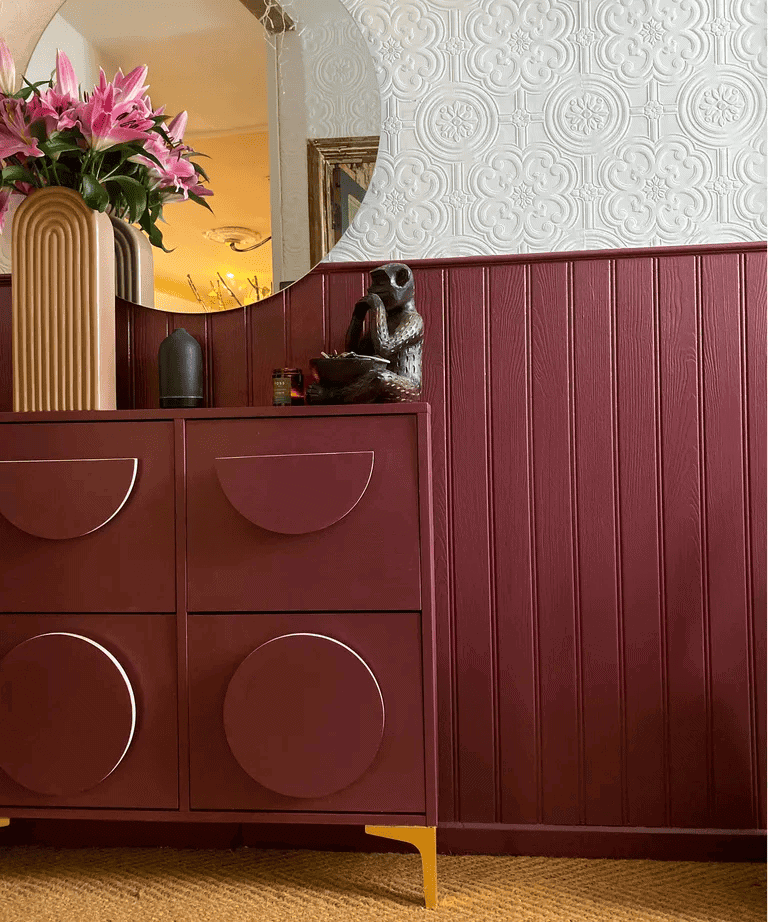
[368, 263, 415, 310]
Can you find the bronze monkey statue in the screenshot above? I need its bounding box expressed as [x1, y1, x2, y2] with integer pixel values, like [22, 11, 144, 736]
[306, 262, 423, 403]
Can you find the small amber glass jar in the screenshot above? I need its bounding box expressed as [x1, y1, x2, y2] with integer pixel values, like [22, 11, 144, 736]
[272, 368, 304, 406]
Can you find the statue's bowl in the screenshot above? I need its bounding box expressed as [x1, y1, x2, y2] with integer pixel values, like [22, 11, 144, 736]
[310, 354, 390, 386]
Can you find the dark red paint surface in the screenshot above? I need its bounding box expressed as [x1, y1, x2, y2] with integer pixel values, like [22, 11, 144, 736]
[0, 407, 436, 829]
[0, 614, 178, 809]
[213, 450, 374, 535]
[222, 633, 385, 799]
[0, 240, 763, 858]
[0, 632, 135, 796]
[0, 421, 176, 612]
[187, 611, 426, 814]
[186, 416, 421, 612]
[0, 458, 137, 540]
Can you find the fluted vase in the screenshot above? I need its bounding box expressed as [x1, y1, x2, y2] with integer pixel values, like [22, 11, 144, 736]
[12, 186, 116, 411]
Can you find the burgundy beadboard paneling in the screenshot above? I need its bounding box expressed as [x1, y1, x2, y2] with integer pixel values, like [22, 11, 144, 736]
[207, 307, 250, 408]
[657, 255, 709, 827]
[249, 291, 287, 407]
[326, 271, 367, 353]
[448, 264, 497, 824]
[700, 252, 754, 828]
[416, 266, 457, 823]
[287, 272, 326, 374]
[489, 262, 539, 826]
[744, 249, 766, 829]
[114, 297, 134, 410]
[614, 257, 667, 827]
[530, 260, 580, 825]
[131, 307, 169, 410]
[572, 258, 623, 826]
[0, 240, 763, 854]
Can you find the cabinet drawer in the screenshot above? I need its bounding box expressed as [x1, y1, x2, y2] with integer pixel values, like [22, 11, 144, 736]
[186, 417, 421, 611]
[0, 614, 178, 809]
[0, 422, 175, 612]
[188, 612, 426, 813]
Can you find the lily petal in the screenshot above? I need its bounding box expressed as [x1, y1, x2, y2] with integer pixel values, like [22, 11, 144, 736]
[55, 49, 78, 99]
[0, 38, 16, 95]
[167, 110, 187, 143]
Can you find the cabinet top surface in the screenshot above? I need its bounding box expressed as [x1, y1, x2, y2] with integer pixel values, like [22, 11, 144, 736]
[0, 404, 431, 424]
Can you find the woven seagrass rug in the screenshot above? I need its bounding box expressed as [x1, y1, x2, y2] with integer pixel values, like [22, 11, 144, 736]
[0, 848, 763, 921]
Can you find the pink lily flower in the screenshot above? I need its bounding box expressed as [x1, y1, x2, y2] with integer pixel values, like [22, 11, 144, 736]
[113, 65, 149, 104]
[0, 38, 16, 96]
[166, 111, 187, 144]
[54, 49, 78, 100]
[0, 97, 43, 159]
[75, 83, 154, 152]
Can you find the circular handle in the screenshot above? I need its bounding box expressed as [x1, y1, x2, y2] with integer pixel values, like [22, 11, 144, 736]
[224, 633, 385, 799]
[0, 633, 136, 796]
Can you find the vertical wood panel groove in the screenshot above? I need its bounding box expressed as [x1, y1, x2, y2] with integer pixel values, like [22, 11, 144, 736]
[204, 314, 213, 408]
[695, 255, 715, 823]
[484, 266, 501, 824]
[610, 258, 629, 825]
[653, 256, 672, 826]
[739, 253, 758, 826]
[567, 259, 586, 825]
[444, 266, 459, 822]
[525, 263, 543, 825]
[245, 304, 253, 406]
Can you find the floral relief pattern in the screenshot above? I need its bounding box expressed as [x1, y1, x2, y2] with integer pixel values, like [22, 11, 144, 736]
[594, 0, 709, 84]
[339, 0, 766, 260]
[598, 137, 711, 243]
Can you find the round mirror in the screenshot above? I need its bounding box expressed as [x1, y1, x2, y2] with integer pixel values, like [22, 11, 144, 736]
[13, 0, 380, 312]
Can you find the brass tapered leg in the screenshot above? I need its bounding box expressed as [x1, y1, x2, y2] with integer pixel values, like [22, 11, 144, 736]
[0, 819, 9, 827]
[365, 825, 437, 909]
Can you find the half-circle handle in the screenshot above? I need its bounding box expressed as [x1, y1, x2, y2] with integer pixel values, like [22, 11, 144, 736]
[214, 451, 374, 534]
[0, 458, 138, 539]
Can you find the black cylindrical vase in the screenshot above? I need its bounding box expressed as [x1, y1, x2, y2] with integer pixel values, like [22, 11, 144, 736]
[158, 328, 204, 408]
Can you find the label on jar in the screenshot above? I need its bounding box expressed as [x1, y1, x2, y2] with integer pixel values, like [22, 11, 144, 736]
[272, 376, 292, 406]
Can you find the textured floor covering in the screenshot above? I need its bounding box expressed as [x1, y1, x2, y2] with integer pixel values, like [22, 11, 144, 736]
[0, 848, 764, 922]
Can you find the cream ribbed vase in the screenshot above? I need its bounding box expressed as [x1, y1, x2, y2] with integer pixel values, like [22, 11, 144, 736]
[111, 216, 154, 309]
[12, 186, 116, 411]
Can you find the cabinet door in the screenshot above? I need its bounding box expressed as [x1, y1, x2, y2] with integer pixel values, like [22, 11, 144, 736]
[186, 416, 421, 612]
[0, 422, 175, 612]
[188, 613, 426, 814]
[0, 615, 178, 809]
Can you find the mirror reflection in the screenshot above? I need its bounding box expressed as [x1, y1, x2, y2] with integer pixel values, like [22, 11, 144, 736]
[21, 0, 380, 312]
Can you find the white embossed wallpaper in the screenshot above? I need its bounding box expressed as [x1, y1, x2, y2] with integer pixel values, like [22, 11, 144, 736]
[2, 0, 765, 264]
[329, 0, 766, 259]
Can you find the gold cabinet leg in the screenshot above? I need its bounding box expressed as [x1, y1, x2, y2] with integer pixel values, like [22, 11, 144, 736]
[0, 819, 9, 827]
[365, 825, 437, 909]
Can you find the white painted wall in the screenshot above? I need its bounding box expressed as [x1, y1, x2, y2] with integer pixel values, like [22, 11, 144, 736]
[26, 11, 119, 90]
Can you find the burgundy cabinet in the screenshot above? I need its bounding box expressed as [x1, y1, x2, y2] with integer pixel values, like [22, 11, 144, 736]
[0, 421, 175, 612]
[186, 416, 422, 612]
[188, 612, 426, 813]
[0, 406, 437, 833]
[0, 614, 178, 809]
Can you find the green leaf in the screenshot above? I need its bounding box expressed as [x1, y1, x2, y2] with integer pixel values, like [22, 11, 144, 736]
[39, 138, 82, 159]
[28, 120, 48, 143]
[138, 209, 173, 251]
[188, 190, 213, 212]
[104, 175, 147, 224]
[2, 164, 37, 185]
[191, 161, 210, 182]
[80, 173, 109, 212]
